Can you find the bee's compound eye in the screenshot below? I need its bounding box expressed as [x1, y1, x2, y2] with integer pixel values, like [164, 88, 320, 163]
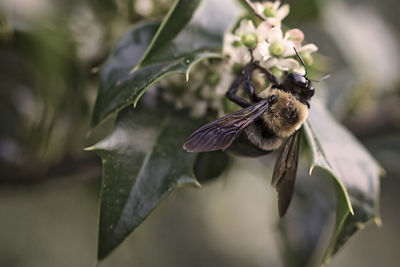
[268, 95, 277, 104]
[291, 72, 307, 86]
[306, 86, 315, 97]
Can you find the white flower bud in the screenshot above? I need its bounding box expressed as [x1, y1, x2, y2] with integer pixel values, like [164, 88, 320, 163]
[269, 42, 284, 56]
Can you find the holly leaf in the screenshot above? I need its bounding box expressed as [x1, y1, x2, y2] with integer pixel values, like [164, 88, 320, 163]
[303, 100, 382, 265]
[90, 0, 241, 128]
[88, 1, 242, 258]
[278, 171, 334, 267]
[88, 100, 202, 260]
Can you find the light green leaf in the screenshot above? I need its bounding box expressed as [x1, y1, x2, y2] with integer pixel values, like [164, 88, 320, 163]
[89, 101, 201, 260]
[90, 0, 241, 128]
[303, 100, 381, 265]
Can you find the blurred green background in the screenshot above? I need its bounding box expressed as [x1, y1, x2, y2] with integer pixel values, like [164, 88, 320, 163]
[0, 0, 399, 266]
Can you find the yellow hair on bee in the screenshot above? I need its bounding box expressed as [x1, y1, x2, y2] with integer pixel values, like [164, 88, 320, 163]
[258, 88, 308, 137]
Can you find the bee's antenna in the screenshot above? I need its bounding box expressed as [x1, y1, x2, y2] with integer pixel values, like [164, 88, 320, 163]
[293, 47, 307, 77]
[310, 74, 331, 83]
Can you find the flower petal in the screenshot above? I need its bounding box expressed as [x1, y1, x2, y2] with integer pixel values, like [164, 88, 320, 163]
[293, 65, 306, 75]
[277, 4, 290, 20]
[256, 22, 272, 41]
[273, 1, 281, 10]
[285, 28, 304, 46]
[190, 101, 208, 118]
[259, 57, 278, 69]
[236, 19, 256, 35]
[267, 27, 283, 44]
[223, 33, 239, 55]
[201, 86, 213, 98]
[253, 2, 264, 14]
[253, 41, 270, 61]
[276, 58, 300, 71]
[282, 40, 296, 57]
[300, 43, 318, 53]
[229, 46, 251, 64]
[266, 17, 282, 28]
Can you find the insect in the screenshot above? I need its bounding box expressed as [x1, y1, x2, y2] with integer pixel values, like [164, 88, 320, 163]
[183, 48, 315, 217]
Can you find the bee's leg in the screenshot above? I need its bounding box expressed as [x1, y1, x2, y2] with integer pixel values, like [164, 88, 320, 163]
[254, 63, 282, 88]
[226, 63, 254, 107]
[226, 75, 251, 107]
[244, 81, 262, 103]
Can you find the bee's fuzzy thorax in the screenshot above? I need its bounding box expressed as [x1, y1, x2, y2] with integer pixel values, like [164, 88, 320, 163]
[258, 89, 308, 137]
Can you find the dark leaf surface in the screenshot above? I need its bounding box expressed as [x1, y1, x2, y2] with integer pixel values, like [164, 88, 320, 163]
[91, 21, 159, 126]
[278, 171, 335, 267]
[89, 0, 242, 260]
[91, 0, 241, 128]
[89, 102, 201, 260]
[303, 100, 381, 265]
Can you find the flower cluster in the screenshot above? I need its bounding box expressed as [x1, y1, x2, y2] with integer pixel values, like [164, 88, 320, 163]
[162, 1, 318, 118]
[161, 60, 234, 118]
[252, 0, 289, 27]
[224, 1, 317, 75]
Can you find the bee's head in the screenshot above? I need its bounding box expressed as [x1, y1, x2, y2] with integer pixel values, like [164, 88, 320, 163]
[283, 72, 314, 106]
[281, 47, 316, 108]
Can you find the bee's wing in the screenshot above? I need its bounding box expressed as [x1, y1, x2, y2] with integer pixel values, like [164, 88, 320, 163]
[183, 100, 270, 152]
[271, 130, 301, 217]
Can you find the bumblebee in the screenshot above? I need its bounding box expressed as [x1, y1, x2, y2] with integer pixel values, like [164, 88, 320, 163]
[183, 49, 315, 217]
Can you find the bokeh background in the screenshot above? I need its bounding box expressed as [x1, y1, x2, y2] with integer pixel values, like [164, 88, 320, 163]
[0, 0, 399, 266]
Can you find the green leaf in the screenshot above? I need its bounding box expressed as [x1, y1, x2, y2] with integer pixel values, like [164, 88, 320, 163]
[135, 0, 202, 66]
[278, 171, 334, 267]
[91, 0, 241, 128]
[90, 20, 160, 127]
[88, 101, 201, 260]
[303, 100, 381, 265]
